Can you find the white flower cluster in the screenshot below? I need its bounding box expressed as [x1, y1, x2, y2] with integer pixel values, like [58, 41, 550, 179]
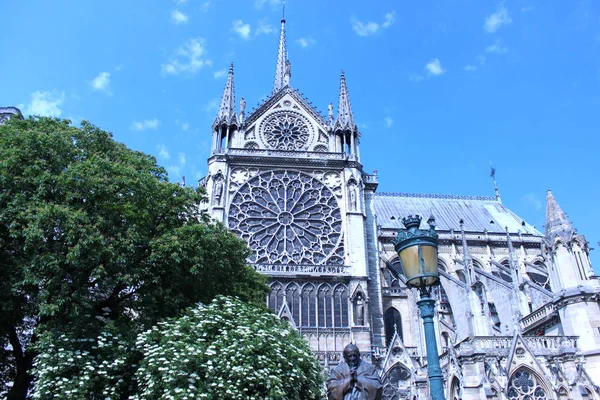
[132, 296, 324, 400]
[31, 297, 324, 399]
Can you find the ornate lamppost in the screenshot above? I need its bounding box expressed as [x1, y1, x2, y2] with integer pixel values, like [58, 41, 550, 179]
[393, 215, 445, 400]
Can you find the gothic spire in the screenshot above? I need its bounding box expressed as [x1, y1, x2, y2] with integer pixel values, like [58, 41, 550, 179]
[273, 11, 289, 93]
[333, 71, 356, 132]
[545, 190, 574, 242]
[490, 164, 502, 203]
[214, 63, 238, 127]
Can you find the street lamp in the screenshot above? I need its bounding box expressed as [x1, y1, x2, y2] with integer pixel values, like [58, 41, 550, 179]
[393, 215, 445, 400]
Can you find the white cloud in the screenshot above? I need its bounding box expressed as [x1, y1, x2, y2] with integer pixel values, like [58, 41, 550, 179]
[254, 0, 280, 9]
[171, 9, 189, 24]
[425, 59, 445, 75]
[25, 90, 65, 117]
[521, 6, 534, 12]
[162, 38, 211, 75]
[476, 55, 487, 65]
[131, 119, 160, 131]
[464, 64, 477, 72]
[384, 117, 393, 128]
[256, 20, 275, 35]
[213, 69, 227, 79]
[174, 0, 188, 4]
[523, 193, 542, 210]
[157, 144, 171, 161]
[232, 20, 251, 40]
[351, 11, 396, 36]
[297, 38, 316, 48]
[176, 119, 190, 131]
[204, 97, 220, 113]
[484, 6, 512, 33]
[90, 72, 111, 93]
[486, 38, 508, 54]
[409, 74, 424, 82]
[200, 1, 210, 12]
[114, 64, 124, 71]
[178, 152, 186, 166]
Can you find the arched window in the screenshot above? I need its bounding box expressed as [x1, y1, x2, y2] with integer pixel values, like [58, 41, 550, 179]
[269, 282, 284, 312]
[301, 283, 316, 327]
[498, 261, 514, 283]
[507, 368, 548, 400]
[390, 258, 405, 278]
[333, 284, 348, 327]
[450, 377, 461, 400]
[285, 283, 301, 326]
[244, 141, 259, 149]
[456, 270, 466, 283]
[441, 332, 450, 348]
[318, 285, 333, 327]
[474, 282, 488, 315]
[528, 271, 552, 291]
[313, 144, 328, 152]
[557, 387, 569, 400]
[384, 307, 402, 345]
[384, 363, 411, 387]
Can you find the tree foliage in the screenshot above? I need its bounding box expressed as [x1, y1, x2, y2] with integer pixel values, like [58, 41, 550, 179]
[0, 117, 268, 398]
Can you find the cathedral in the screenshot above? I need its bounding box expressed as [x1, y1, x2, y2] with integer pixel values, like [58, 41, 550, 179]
[2, 15, 599, 400]
[198, 16, 600, 400]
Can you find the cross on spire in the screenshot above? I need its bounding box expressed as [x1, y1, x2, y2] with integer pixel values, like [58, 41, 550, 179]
[273, 6, 289, 93]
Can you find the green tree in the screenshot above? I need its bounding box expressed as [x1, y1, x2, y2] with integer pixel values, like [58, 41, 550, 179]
[131, 296, 324, 400]
[0, 117, 268, 399]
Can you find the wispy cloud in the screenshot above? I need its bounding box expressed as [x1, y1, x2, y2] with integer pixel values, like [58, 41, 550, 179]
[297, 38, 316, 48]
[409, 74, 424, 82]
[232, 20, 251, 40]
[351, 11, 396, 36]
[384, 117, 393, 128]
[256, 19, 275, 35]
[204, 97, 220, 113]
[486, 38, 508, 54]
[131, 119, 160, 131]
[166, 152, 187, 179]
[25, 90, 65, 117]
[521, 6, 534, 12]
[425, 59, 445, 75]
[213, 69, 227, 79]
[171, 9, 189, 24]
[90, 72, 111, 94]
[157, 144, 171, 161]
[463, 64, 477, 72]
[254, 0, 280, 9]
[523, 193, 542, 210]
[161, 38, 211, 75]
[175, 119, 190, 131]
[484, 6, 512, 33]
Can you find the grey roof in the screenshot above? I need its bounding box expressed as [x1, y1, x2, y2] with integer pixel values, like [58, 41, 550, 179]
[373, 192, 542, 235]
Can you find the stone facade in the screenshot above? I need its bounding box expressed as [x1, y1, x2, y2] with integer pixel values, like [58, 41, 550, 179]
[200, 18, 600, 400]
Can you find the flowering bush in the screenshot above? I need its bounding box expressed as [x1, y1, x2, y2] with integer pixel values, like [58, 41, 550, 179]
[133, 296, 325, 400]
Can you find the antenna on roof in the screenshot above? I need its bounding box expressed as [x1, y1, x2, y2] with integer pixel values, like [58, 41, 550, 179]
[490, 162, 502, 204]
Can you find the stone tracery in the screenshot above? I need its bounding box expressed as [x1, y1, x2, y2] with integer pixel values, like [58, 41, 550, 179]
[228, 170, 344, 265]
[260, 111, 311, 150]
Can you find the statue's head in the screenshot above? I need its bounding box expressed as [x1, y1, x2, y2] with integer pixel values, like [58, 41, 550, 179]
[343, 344, 360, 368]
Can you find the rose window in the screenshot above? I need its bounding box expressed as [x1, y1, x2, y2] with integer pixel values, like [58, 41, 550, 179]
[261, 111, 311, 150]
[507, 369, 548, 400]
[228, 170, 344, 265]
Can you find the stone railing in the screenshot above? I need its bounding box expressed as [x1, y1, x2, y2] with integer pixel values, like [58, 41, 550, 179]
[520, 303, 556, 331]
[253, 264, 351, 276]
[382, 287, 408, 297]
[363, 173, 378, 183]
[218, 147, 351, 160]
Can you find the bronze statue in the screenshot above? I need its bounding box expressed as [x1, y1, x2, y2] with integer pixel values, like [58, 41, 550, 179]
[327, 344, 382, 400]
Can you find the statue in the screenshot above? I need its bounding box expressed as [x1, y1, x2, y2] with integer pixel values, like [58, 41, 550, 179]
[328, 103, 334, 124]
[240, 97, 246, 115]
[213, 175, 223, 205]
[327, 344, 382, 400]
[349, 184, 358, 211]
[354, 293, 364, 325]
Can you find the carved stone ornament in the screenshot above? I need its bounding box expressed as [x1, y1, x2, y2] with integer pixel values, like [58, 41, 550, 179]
[228, 170, 344, 265]
[260, 111, 311, 150]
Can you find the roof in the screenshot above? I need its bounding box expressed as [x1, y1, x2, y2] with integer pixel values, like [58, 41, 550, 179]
[373, 192, 542, 235]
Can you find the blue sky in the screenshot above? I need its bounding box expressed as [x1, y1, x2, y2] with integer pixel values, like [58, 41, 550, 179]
[1, 0, 599, 272]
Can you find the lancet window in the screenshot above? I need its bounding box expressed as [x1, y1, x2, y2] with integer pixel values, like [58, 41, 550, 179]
[384, 307, 402, 345]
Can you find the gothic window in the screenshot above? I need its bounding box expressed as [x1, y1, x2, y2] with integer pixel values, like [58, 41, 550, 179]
[260, 111, 311, 150]
[228, 170, 344, 265]
[333, 284, 349, 327]
[456, 270, 467, 283]
[557, 387, 569, 400]
[474, 282, 488, 315]
[381, 384, 400, 400]
[244, 141, 259, 149]
[450, 377, 461, 400]
[384, 364, 411, 387]
[390, 258, 405, 277]
[498, 261, 514, 283]
[528, 270, 551, 291]
[301, 283, 316, 327]
[286, 283, 301, 326]
[384, 307, 402, 345]
[269, 282, 285, 312]
[507, 368, 548, 400]
[318, 285, 333, 327]
[313, 144, 328, 152]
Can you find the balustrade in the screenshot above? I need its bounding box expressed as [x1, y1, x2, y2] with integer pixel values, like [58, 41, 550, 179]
[253, 263, 350, 276]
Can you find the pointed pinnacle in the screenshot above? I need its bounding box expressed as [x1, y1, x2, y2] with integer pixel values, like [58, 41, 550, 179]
[273, 18, 288, 93]
[334, 70, 356, 132]
[545, 190, 573, 239]
[214, 63, 238, 127]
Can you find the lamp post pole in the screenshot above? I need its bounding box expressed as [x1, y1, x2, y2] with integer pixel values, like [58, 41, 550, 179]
[418, 288, 445, 400]
[393, 215, 446, 400]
